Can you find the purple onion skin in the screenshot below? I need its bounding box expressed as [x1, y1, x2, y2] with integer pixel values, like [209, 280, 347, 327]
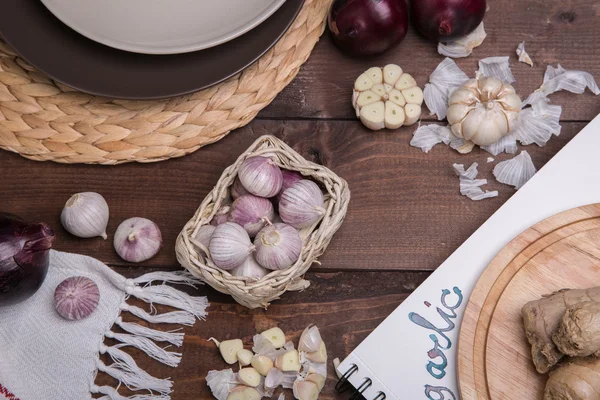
[328, 0, 409, 57]
[275, 170, 303, 204]
[410, 0, 486, 42]
[0, 213, 55, 306]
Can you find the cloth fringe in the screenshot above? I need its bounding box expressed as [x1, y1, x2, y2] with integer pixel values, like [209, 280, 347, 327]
[116, 317, 184, 347]
[105, 331, 182, 367]
[133, 284, 209, 321]
[122, 304, 196, 326]
[93, 384, 170, 400]
[132, 271, 200, 288]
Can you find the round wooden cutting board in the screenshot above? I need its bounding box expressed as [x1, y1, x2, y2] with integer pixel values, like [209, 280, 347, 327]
[458, 203, 600, 400]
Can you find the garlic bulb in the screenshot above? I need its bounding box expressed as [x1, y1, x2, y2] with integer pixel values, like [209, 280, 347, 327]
[209, 222, 255, 270]
[353, 64, 423, 130]
[61, 192, 109, 239]
[254, 223, 302, 271]
[298, 325, 322, 353]
[447, 76, 522, 146]
[230, 256, 269, 280]
[114, 217, 162, 263]
[195, 225, 216, 250]
[239, 156, 283, 198]
[231, 177, 251, 200]
[54, 276, 100, 320]
[275, 170, 303, 203]
[229, 195, 275, 237]
[211, 205, 231, 226]
[279, 180, 325, 229]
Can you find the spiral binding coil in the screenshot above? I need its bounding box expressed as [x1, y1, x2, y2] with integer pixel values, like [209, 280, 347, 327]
[335, 363, 387, 400]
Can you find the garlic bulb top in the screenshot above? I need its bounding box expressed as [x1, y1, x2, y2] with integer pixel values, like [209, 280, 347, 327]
[447, 76, 522, 146]
[61, 192, 109, 239]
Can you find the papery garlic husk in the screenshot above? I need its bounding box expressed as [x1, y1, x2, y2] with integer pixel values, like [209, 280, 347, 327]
[206, 369, 237, 400]
[114, 217, 162, 263]
[194, 225, 215, 254]
[447, 76, 522, 146]
[229, 195, 275, 237]
[265, 368, 284, 389]
[298, 325, 322, 353]
[239, 156, 283, 198]
[516, 42, 533, 67]
[279, 180, 325, 229]
[230, 256, 269, 280]
[254, 223, 302, 271]
[61, 192, 109, 239]
[275, 170, 304, 203]
[410, 124, 453, 153]
[231, 177, 251, 200]
[353, 64, 424, 130]
[477, 56, 516, 84]
[523, 64, 600, 106]
[493, 151, 537, 190]
[423, 58, 469, 120]
[209, 222, 255, 270]
[453, 163, 498, 201]
[211, 205, 231, 226]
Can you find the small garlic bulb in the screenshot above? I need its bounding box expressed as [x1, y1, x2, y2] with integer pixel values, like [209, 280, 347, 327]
[54, 276, 100, 320]
[194, 225, 215, 255]
[238, 156, 283, 198]
[230, 256, 269, 280]
[229, 195, 275, 237]
[447, 76, 522, 146]
[61, 192, 109, 239]
[279, 180, 326, 229]
[254, 223, 302, 271]
[114, 217, 162, 263]
[231, 177, 251, 200]
[209, 222, 256, 270]
[211, 205, 231, 226]
[275, 170, 303, 203]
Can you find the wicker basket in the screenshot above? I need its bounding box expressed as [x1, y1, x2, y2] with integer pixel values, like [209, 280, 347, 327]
[175, 135, 350, 308]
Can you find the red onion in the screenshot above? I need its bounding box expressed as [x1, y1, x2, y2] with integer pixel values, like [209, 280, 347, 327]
[410, 0, 486, 42]
[229, 195, 275, 237]
[328, 0, 409, 57]
[0, 213, 55, 306]
[275, 170, 303, 203]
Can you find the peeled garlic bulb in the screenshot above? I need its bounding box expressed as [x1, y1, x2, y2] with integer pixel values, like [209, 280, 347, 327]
[353, 64, 423, 130]
[209, 222, 256, 270]
[447, 76, 522, 146]
[114, 217, 162, 263]
[61, 192, 109, 239]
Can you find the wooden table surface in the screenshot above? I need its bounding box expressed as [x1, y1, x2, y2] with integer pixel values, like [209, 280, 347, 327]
[2, 0, 599, 398]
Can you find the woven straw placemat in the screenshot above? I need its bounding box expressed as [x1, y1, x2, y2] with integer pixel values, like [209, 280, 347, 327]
[0, 0, 331, 165]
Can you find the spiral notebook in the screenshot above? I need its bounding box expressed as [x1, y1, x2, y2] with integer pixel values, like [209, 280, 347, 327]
[335, 114, 600, 400]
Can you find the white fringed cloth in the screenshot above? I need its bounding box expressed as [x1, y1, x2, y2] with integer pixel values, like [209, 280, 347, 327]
[0, 250, 209, 400]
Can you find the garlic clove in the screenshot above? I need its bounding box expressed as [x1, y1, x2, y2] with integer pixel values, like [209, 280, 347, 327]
[237, 349, 254, 367]
[461, 107, 486, 141]
[478, 76, 504, 99]
[305, 341, 327, 363]
[226, 388, 246, 400]
[209, 222, 255, 270]
[404, 104, 422, 126]
[113, 217, 162, 263]
[54, 276, 100, 320]
[388, 89, 406, 106]
[384, 102, 405, 129]
[242, 387, 261, 400]
[210, 338, 244, 365]
[231, 177, 251, 200]
[383, 83, 393, 93]
[401, 86, 423, 105]
[61, 192, 109, 239]
[254, 223, 302, 271]
[305, 373, 326, 392]
[395, 73, 417, 91]
[383, 64, 403, 85]
[355, 90, 381, 108]
[293, 380, 319, 400]
[298, 325, 322, 353]
[261, 327, 286, 348]
[275, 349, 301, 372]
[447, 103, 474, 126]
[365, 67, 383, 84]
[359, 101, 385, 131]
[211, 205, 231, 226]
[238, 368, 261, 387]
[230, 256, 269, 280]
[370, 83, 387, 97]
[251, 355, 274, 376]
[498, 93, 522, 112]
[354, 73, 374, 91]
[449, 88, 480, 106]
[195, 225, 216, 253]
[229, 195, 275, 238]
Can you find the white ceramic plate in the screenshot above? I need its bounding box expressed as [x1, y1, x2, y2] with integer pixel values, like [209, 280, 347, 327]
[39, 0, 287, 54]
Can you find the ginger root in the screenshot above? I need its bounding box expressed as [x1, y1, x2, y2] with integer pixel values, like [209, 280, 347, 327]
[522, 287, 600, 373]
[553, 301, 600, 358]
[545, 357, 600, 400]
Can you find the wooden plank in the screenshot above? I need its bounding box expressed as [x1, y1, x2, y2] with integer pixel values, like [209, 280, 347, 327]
[94, 269, 430, 399]
[262, 0, 600, 121]
[0, 120, 585, 271]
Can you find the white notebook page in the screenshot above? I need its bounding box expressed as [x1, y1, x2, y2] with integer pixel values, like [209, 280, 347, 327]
[337, 114, 600, 400]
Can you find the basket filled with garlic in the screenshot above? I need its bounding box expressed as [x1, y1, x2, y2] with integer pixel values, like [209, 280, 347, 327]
[175, 135, 350, 309]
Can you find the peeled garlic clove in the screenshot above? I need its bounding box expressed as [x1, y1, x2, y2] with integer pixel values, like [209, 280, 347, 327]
[279, 180, 325, 229]
[261, 327, 286, 348]
[226, 388, 246, 400]
[383, 64, 403, 85]
[114, 217, 162, 263]
[402, 86, 423, 105]
[293, 380, 319, 400]
[305, 341, 327, 363]
[227, 386, 260, 400]
[359, 101, 385, 130]
[238, 156, 283, 198]
[384, 102, 405, 129]
[355, 90, 381, 108]
[61, 192, 109, 239]
[395, 73, 417, 91]
[54, 276, 99, 320]
[298, 325, 322, 353]
[371, 83, 387, 97]
[251, 355, 274, 376]
[237, 349, 254, 367]
[449, 88, 479, 106]
[305, 373, 326, 392]
[242, 387, 261, 400]
[365, 66, 383, 84]
[404, 104, 422, 126]
[388, 89, 406, 106]
[238, 368, 261, 387]
[275, 350, 301, 372]
[209, 338, 244, 365]
[354, 73, 374, 91]
[209, 222, 255, 270]
[229, 195, 275, 238]
[265, 367, 284, 389]
[254, 223, 302, 271]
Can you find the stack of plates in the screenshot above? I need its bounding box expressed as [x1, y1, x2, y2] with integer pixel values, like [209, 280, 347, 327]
[0, 0, 303, 99]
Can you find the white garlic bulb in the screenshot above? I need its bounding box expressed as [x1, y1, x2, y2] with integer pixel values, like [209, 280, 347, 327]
[447, 76, 522, 146]
[114, 217, 162, 263]
[61, 192, 109, 239]
[209, 222, 255, 270]
[353, 64, 424, 131]
[230, 256, 268, 280]
[254, 223, 302, 271]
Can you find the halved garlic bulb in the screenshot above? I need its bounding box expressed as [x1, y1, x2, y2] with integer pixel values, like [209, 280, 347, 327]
[447, 76, 522, 146]
[353, 64, 423, 131]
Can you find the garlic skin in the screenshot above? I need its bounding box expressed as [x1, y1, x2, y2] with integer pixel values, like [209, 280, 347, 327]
[229, 195, 275, 237]
[231, 177, 251, 200]
[230, 256, 269, 280]
[279, 180, 325, 229]
[209, 222, 255, 270]
[54, 276, 100, 320]
[114, 217, 162, 263]
[254, 223, 302, 271]
[195, 225, 216, 252]
[447, 77, 522, 146]
[239, 156, 283, 198]
[61, 192, 109, 239]
[298, 325, 322, 353]
[353, 64, 424, 131]
[265, 368, 284, 389]
[211, 205, 231, 226]
[275, 170, 303, 203]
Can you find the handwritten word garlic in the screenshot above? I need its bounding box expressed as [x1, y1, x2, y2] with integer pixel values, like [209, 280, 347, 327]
[61, 192, 109, 239]
[254, 223, 302, 271]
[447, 76, 522, 146]
[239, 156, 283, 198]
[209, 223, 255, 270]
[353, 64, 423, 130]
[114, 217, 162, 263]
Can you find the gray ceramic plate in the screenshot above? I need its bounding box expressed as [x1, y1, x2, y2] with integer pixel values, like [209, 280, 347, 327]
[40, 0, 286, 54]
[0, 0, 303, 99]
